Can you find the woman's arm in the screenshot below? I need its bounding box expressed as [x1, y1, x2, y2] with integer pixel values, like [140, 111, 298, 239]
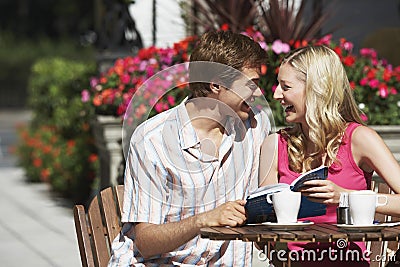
[352, 126, 400, 215]
[259, 133, 279, 186]
[375, 194, 400, 217]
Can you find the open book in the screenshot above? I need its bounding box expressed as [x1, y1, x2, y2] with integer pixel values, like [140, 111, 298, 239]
[245, 166, 328, 224]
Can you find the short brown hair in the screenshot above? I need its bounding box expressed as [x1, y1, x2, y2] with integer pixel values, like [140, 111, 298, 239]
[189, 30, 268, 97]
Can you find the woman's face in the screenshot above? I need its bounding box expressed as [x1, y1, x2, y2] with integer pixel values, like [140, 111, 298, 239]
[274, 63, 307, 126]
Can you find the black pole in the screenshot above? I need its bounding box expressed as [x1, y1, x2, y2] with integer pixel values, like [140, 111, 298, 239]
[152, 0, 157, 46]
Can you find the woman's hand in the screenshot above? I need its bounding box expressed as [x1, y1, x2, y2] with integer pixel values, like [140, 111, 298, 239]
[299, 180, 349, 205]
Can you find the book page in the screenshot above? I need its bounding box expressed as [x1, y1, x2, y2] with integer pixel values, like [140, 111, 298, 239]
[247, 183, 289, 199]
[290, 166, 328, 192]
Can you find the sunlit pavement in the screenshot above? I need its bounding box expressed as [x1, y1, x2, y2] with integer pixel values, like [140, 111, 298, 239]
[0, 110, 80, 267]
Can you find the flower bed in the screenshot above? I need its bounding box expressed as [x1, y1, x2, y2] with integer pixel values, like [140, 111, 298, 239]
[16, 58, 98, 204]
[82, 28, 400, 127]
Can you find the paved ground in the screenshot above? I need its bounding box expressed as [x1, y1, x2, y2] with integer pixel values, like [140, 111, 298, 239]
[0, 110, 81, 267]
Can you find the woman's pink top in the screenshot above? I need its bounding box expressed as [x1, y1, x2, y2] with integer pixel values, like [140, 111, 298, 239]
[277, 122, 373, 266]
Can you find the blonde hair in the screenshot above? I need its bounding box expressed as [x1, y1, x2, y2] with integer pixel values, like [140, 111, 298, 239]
[280, 45, 364, 172]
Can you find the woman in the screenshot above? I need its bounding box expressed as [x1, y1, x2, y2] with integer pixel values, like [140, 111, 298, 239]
[259, 45, 400, 266]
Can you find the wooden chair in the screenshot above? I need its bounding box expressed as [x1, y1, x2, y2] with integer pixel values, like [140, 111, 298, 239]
[73, 185, 124, 267]
[370, 177, 400, 267]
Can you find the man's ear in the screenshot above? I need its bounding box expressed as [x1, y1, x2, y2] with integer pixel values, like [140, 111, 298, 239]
[210, 83, 220, 94]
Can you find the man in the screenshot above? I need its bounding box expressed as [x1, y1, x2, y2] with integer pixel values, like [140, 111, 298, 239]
[109, 30, 271, 266]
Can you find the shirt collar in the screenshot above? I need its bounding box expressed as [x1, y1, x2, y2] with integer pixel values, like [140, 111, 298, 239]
[176, 98, 241, 150]
[176, 97, 199, 149]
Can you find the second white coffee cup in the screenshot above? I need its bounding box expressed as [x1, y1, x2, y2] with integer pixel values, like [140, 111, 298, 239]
[267, 190, 301, 223]
[349, 190, 388, 225]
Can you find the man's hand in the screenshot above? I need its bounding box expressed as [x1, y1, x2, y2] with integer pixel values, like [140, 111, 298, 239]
[197, 200, 247, 227]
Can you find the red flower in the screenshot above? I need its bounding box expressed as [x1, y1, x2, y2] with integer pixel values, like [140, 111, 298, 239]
[333, 47, 343, 58]
[67, 140, 76, 148]
[221, 23, 229, 31]
[138, 46, 158, 60]
[40, 168, 51, 183]
[293, 40, 308, 49]
[261, 64, 267, 75]
[100, 77, 108, 84]
[88, 154, 98, 163]
[43, 145, 52, 154]
[366, 69, 377, 79]
[343, 55, 355, 67]
[93, 95, 103, 106]
[114, 64, 124, 76]
[383, 68, 392, 82]
[33, 158, 42, 167]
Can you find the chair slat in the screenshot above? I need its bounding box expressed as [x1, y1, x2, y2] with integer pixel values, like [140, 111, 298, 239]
[101, 187, 121, 245]
[74, 205, 95, 267]
[116, 185, 124, 215]
[370, 179, 393, 267]
[88, 195, 110, 267]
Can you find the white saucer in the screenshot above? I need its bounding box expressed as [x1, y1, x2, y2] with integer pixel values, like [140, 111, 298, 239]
[261, 221, 314, 230]
[335, 223, 399, 232]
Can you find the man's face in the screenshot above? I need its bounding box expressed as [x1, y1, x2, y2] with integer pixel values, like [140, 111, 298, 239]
[217, 67, 262, 121]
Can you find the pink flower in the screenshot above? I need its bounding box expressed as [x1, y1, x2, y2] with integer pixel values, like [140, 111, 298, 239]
[342, 41, 353, 51]
[318, 34, 332, 45]
[81, 90, 90, 103]
[390, 87, 397, 95]
[167, 95, 175, 106]
[258, 41, 268, 50]
[145, 66, 155, 77]
[154, 102, 168, 113]
[360, 48, 377, 59]
[359, 78, 368, 86]
[90, 78, 99, 88]
[121, 74, 131, 85]
[360, 114, 368, 122]
[271, 40, 290, 54]
[379, 85, 389, 98]
[368, 79, 379, 88]
[139, 61, 147, 71]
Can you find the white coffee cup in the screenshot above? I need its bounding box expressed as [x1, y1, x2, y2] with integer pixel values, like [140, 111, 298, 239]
[349, 190, 388, 225]
[267, 190, 301, 223]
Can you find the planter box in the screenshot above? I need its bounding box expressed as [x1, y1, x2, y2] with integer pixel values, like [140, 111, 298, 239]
[91, 115, 123, 189]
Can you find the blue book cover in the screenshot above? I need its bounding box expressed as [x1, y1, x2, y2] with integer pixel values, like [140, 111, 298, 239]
[245, 166, 328, 224]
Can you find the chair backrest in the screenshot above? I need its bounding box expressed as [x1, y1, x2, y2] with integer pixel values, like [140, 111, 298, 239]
[370, 177, 400, 267]
[74, 185, 124, 267]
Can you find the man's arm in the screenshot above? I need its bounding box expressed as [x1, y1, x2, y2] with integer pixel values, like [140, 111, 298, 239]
[131, 200, 247, 258]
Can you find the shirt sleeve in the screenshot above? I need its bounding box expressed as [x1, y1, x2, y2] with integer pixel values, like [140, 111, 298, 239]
[121, 126, 168, 225]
